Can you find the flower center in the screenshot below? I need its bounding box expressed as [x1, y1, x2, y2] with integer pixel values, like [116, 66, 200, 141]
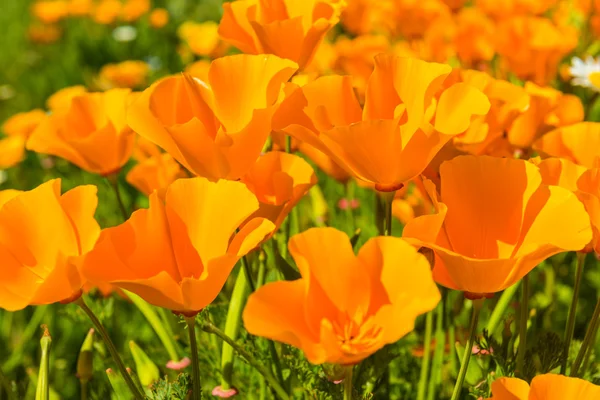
[589, 72, 600, 89]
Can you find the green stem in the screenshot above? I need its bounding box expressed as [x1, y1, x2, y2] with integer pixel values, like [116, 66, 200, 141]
[427, 305, 445, 400]
[80, 381, 88, 400]
[417, 311, 433, 400]
[74, 298, 145, 400]
[3, 306, 49, 373]
[449, 324, 457, 376]
[241, 255, 256, 293]
[200, 321, 290, 400]
[35, 327, 51, 400]
[185, 317, 202, 400]
[486, 283, 519, 336]
[516, 274, 530, 375]
[125, 291, 180, 363]
[0, 365, 15, 400]
[571, 296, 600, 377]
[561, 252, 586, 374]
[450, 299, 482, 400]
[343, 365, 354, 400]
[108, 176, 129, 221]
[581, 315, 599, 376]
[377, 191, 395, 236]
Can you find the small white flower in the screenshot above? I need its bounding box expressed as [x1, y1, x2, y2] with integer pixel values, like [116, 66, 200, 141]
[569, 56, 600, 92]
[112, 25, 137, 42]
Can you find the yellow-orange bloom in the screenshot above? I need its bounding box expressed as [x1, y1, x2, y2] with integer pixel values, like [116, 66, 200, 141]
[537, 158, 600, 255]
[402, 155, 592, 296]
[485, 374, 600, 400]
[0, 179, 100, 311]
[533, 122, 600, 169]
[274, 55, 490, 191]
[476, 0, 560, 19]
[82, 177, 275, 314]
[28, 24, 62, 44]
[27, 88, 136, 175]
[392, 177, 434, 225]
[46, 85, 88, 112]
[242, 151, 317, 234]
[495, 16, 577, 86]
[93, 0, 122, 24]
[184, 60, 211, 82]
[32, 0, 69, 24]
[386, 0, 450, 40]
[121, 0, 150, 22]
[454, 8, 495, 67]
[126, 153, 186, 196]
[127, 54, 297, 181]
[178, 21, 222, 57]
[67, 0, 93, 17]
[0, 109, 46, 169]
[508, 82, 583, 149]
[149, 8, 169, 29]
[243, 227, 440, 365]
[339, 0, 388, 35]
[219, 0, 343, 69]
[98, 60, 149, 89]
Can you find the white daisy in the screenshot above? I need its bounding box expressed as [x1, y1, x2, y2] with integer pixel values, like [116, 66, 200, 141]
[569, 56, 600, 91]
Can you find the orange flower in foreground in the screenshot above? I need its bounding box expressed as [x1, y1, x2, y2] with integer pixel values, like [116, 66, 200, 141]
[243, 227, 440, 365]
[0, 179, 100, 311]
[219, 0, 343, 69]
[126, 153, 186, 196]
[82, 177, 275, 314]
[485, 374, 600, 400]
[149, 8, 169, 29]
[0, 109, 46, 168]
[533, 122, 600, 169]
[98, 60, 149, 89]
[537, 158, 600, 255]
[46, 85, 88, 112]
[273, 55, 490, 191]
[27, 88, 136, 175]
[242, 151, 317, 234]
[402, 155, 591, 296]
[127, 54, 297, 181]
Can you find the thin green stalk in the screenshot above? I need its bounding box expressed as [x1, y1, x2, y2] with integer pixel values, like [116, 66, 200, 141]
[125, 291, 180, 363]
[561, 252, 586, 374]
[581, 315, 599, 375]
[486, 283, 519, 336]
[516, 274, 530, 375]
[343, 365, 354, 400]
[80, 382, 88, 400]
[417, 311, 433, 400]
[107, 176, 129, 221]
[571, 296, 600, 377]
[185, 317, 202, 400]
[0, 365, 15, 400]
[241, 255, 256, 293]
[220, 268, 250, 390]
[35, 327, 52, 400]
[427, 304, 445, 400]
[4, 306, 49, 373]
[377, 191, 395, 236]
[200, 321, 290, 400]
[449, 325, 457, 376]
[74, 298, 145, 400]
[450, 299, 483, 400]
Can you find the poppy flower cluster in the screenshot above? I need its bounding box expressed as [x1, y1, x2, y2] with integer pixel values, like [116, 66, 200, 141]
[2, 0, 600, 399]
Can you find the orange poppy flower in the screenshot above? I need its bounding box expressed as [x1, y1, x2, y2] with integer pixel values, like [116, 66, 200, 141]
[93, 0, 122, 25]
[243, 227, 440, 365]
[127, 54, 297, 181]
[218, 0, 343, 70]
[178, 21, 222, 57]
[392, 177, 434, 225]
[28, 24, 62, 44]
[27, 88, 136, 176]
[185, 60, 211, 82]
[121, 0, 150, 22]
[454, 8, 495, 67]
[32, 1, 69, 24]
[97, 60, 149, 90]
[507, 82, 583, 149]
[0, 179, 100, 311]
[273, 54, 490, 192]
[533, 122, 600, 169]
[67, 0, 93, 17]
[476, 0, 560, 19]
[46, 85, 88, 112]
[339, 0, 387, 35]
[485, 374, 600, 400]
[126, 153, 186, 196]
[537, 158, 600, 255]
[299, 144, 352, 183]
[386, 0, 450, 40]
[402, 155, 592, 297]
[82, 177, 275, 314]
[149, 8, 169, 29]
[241, 151, 317, 234]
[495, 16, 577, 86]
[0, 109, 46, 169]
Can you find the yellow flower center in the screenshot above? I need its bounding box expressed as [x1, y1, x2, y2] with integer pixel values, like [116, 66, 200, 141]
[589, 72, 600, 89]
